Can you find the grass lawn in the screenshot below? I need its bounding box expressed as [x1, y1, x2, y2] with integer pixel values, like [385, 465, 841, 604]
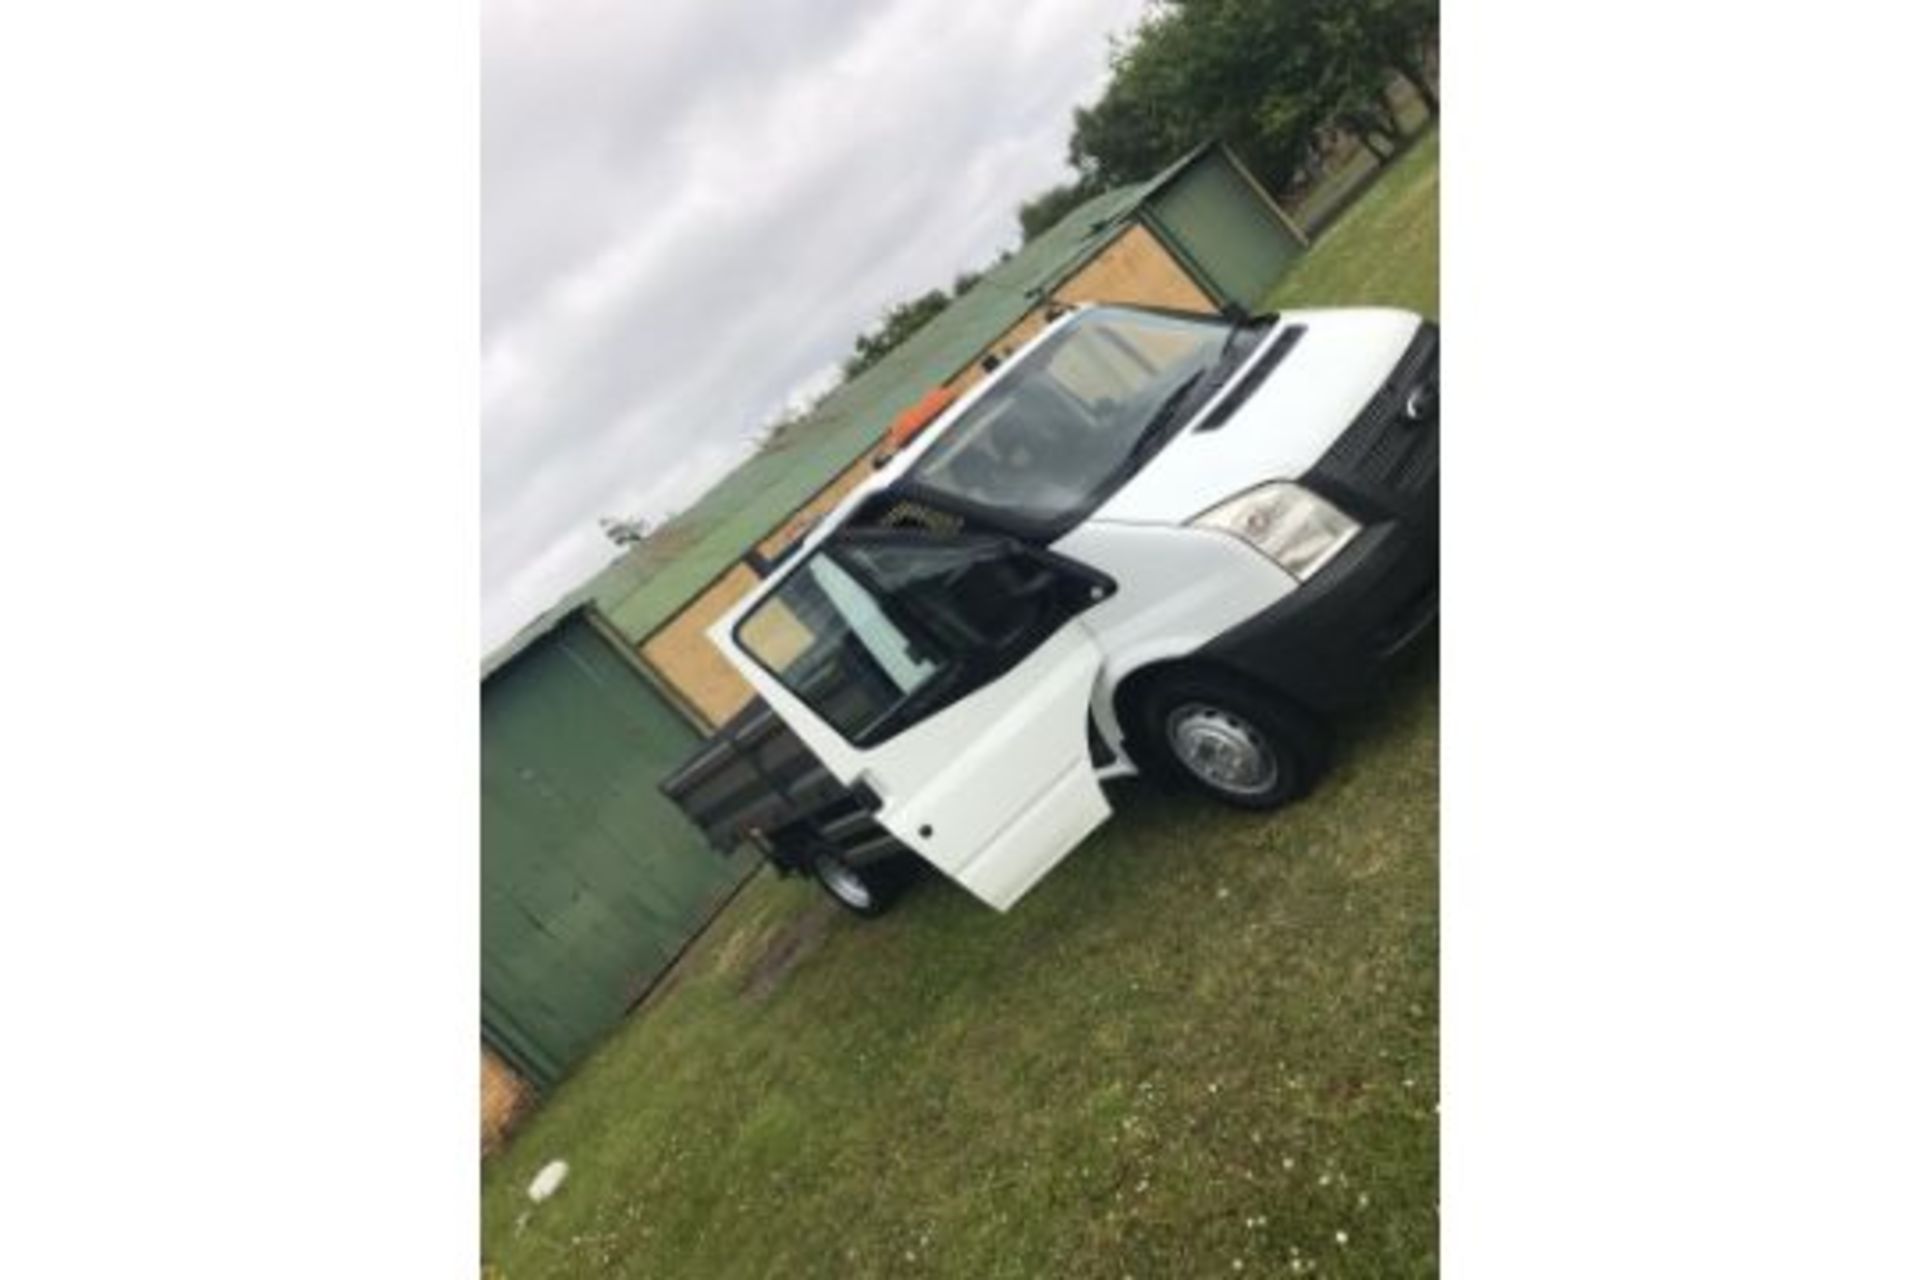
[1286, 87, 1433, 237]
[481, 133, 1440, 1280]
[1273, 131, 1438, 320]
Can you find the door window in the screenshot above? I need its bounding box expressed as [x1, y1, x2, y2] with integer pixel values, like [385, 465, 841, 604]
[734, 532, 1103, 747]
[735, 552, 939, 744]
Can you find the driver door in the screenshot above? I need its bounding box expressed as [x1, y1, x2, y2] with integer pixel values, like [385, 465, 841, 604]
[718, 530, 1112, 911]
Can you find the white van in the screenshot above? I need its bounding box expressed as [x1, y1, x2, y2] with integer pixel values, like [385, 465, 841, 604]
[663, 303, 1437, 915]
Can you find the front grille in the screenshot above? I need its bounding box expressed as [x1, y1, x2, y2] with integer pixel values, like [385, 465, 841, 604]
[1308, 323, 1438, 515]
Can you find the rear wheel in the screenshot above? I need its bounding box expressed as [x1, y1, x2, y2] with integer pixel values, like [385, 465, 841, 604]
[810, 848, 913, 918]
[1137, 671, 1329, 811]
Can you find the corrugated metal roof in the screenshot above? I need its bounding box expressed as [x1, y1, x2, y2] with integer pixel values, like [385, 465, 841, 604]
[484, 147, 1227, 679]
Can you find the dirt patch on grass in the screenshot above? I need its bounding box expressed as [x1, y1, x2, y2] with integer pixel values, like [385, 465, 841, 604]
[741, 898, 840, 1003]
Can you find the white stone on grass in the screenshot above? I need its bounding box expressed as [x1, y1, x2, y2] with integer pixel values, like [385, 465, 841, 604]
[528, 1159, 570, 1202]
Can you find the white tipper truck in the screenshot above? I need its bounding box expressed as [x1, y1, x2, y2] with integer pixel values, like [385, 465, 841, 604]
[662, 303, 1438, 916]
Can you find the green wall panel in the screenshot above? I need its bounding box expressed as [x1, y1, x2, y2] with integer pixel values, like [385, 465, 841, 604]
[1148, 150, 1305, 310]
[482, 616, 748, 1090]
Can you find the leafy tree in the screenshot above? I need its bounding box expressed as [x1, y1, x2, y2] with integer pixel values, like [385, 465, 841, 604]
[1300, 2, 1416, 161]
[1065, 0, 1437, 198]
[1066, 9, 1214, 191]
[1352, 0, 1438, 116]
[1068, 0, 1321, 193]
[599, 515, 650, 547]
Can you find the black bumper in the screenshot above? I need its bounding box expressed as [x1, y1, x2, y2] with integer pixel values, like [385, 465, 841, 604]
[1197, 323, 1439, 711]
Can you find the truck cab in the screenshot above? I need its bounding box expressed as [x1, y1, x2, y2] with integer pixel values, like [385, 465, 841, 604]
[668, 303, 1438, 915]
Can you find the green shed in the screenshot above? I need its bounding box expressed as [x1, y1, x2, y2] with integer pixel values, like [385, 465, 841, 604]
[1138, 144, 1309, 311]
[481, 610, 749, 1092]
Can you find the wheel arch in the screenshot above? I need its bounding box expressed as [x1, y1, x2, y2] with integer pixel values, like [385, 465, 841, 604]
[1109, 655, 1286, 762]
[760, 818, 826, 876]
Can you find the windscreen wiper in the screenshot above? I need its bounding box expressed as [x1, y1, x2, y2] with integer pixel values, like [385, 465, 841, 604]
[1122, 368, 1209, 469]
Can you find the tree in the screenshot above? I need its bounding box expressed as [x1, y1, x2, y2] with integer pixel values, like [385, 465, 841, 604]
[1066, 9, 1214, 190]
[841, 288, 952, 380]
[1068, 0, 1330, 193]
[599, 515, 650, 547]
[1303, 1, 1417, 160]
[1064, 0, 1437, 198]
[1352, 0, 1438, 116]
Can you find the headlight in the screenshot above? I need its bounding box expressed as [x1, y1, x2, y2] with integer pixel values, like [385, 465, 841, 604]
[1189, 482, 1360, 580]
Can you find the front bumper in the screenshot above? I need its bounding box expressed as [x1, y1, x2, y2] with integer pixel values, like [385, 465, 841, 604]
[1196, 323, 1439, 711]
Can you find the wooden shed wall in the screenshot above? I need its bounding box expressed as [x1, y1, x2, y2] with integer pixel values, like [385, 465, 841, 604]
[635, 437, 898, 729]
[482, 1044, 536, 1154]
[638, 562, 765, 729]
[1054, 223, 1220, 314]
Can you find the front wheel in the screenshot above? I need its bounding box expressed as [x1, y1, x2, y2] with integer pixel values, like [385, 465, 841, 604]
[1139, 672, 1329, 811]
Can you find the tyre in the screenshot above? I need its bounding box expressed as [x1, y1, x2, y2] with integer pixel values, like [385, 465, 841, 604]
[1136, 670, 1330, 810]
[810, 848, 915, 918]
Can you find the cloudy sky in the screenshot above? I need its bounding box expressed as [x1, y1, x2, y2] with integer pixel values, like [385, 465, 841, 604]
[482, 0, 1156, 652]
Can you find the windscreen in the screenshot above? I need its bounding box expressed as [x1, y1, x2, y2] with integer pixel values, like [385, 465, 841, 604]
[907, 309, 1230, 524]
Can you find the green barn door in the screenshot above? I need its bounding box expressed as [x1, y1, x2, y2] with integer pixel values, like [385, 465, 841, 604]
[482, 617, 748, 1089]
[1149, 150, 1306, 311]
